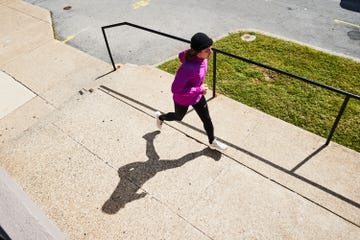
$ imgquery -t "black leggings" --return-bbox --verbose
[159,96,214,143]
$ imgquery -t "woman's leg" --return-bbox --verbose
[159,102,188,122]
[192,96,215,144]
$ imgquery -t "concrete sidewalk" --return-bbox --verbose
[0,1,359,239]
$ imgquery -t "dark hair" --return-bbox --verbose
[184,49,199,62]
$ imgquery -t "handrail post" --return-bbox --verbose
[102,27,116,71]
[326,95,350,145]
[212,50,217,98]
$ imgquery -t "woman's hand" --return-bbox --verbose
[202,84,208,95]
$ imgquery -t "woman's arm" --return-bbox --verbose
[171,65,204,96]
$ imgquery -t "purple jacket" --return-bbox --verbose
[171,50,207,106]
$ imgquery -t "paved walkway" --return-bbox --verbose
[0,1,359,239]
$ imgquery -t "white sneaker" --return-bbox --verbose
[155,111,163,129]
[209,139,227,152]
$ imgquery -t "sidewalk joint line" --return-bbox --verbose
[2,70,39,97]
[51,122,117,171]
[4,4,51,24]
[151,196,215,240]
[1,39,53,68]
[221,152,360,229]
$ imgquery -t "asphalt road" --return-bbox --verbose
[25,0,359,65]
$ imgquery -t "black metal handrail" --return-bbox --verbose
[101,22,360,145]
[102,22,190,70]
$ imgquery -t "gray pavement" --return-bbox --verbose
[1,1,360,239]
[24,0,360,65]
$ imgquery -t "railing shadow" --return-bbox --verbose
[0,226,11,240]
[290,144,328,172]
[102,130,221,214]
[99,85,360,217]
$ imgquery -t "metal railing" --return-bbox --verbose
[101,22,360,146]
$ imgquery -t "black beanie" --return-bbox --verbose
[190,32,213,51]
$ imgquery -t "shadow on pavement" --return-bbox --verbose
[102,130,221,214]
[98,85,360,226]
[348,30,360,40]
[0,226,11,240]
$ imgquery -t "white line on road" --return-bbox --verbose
[334,19,360,28]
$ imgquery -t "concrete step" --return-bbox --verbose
[1,83,359,239]
[97,63,360,226]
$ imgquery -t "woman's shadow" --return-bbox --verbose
[102,130,221,214]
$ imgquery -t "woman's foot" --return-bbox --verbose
[155,111,163,129]
[209,139,227,152]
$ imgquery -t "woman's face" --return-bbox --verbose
[197,46,212,59]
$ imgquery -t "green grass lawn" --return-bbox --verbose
[158,32,360,152]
